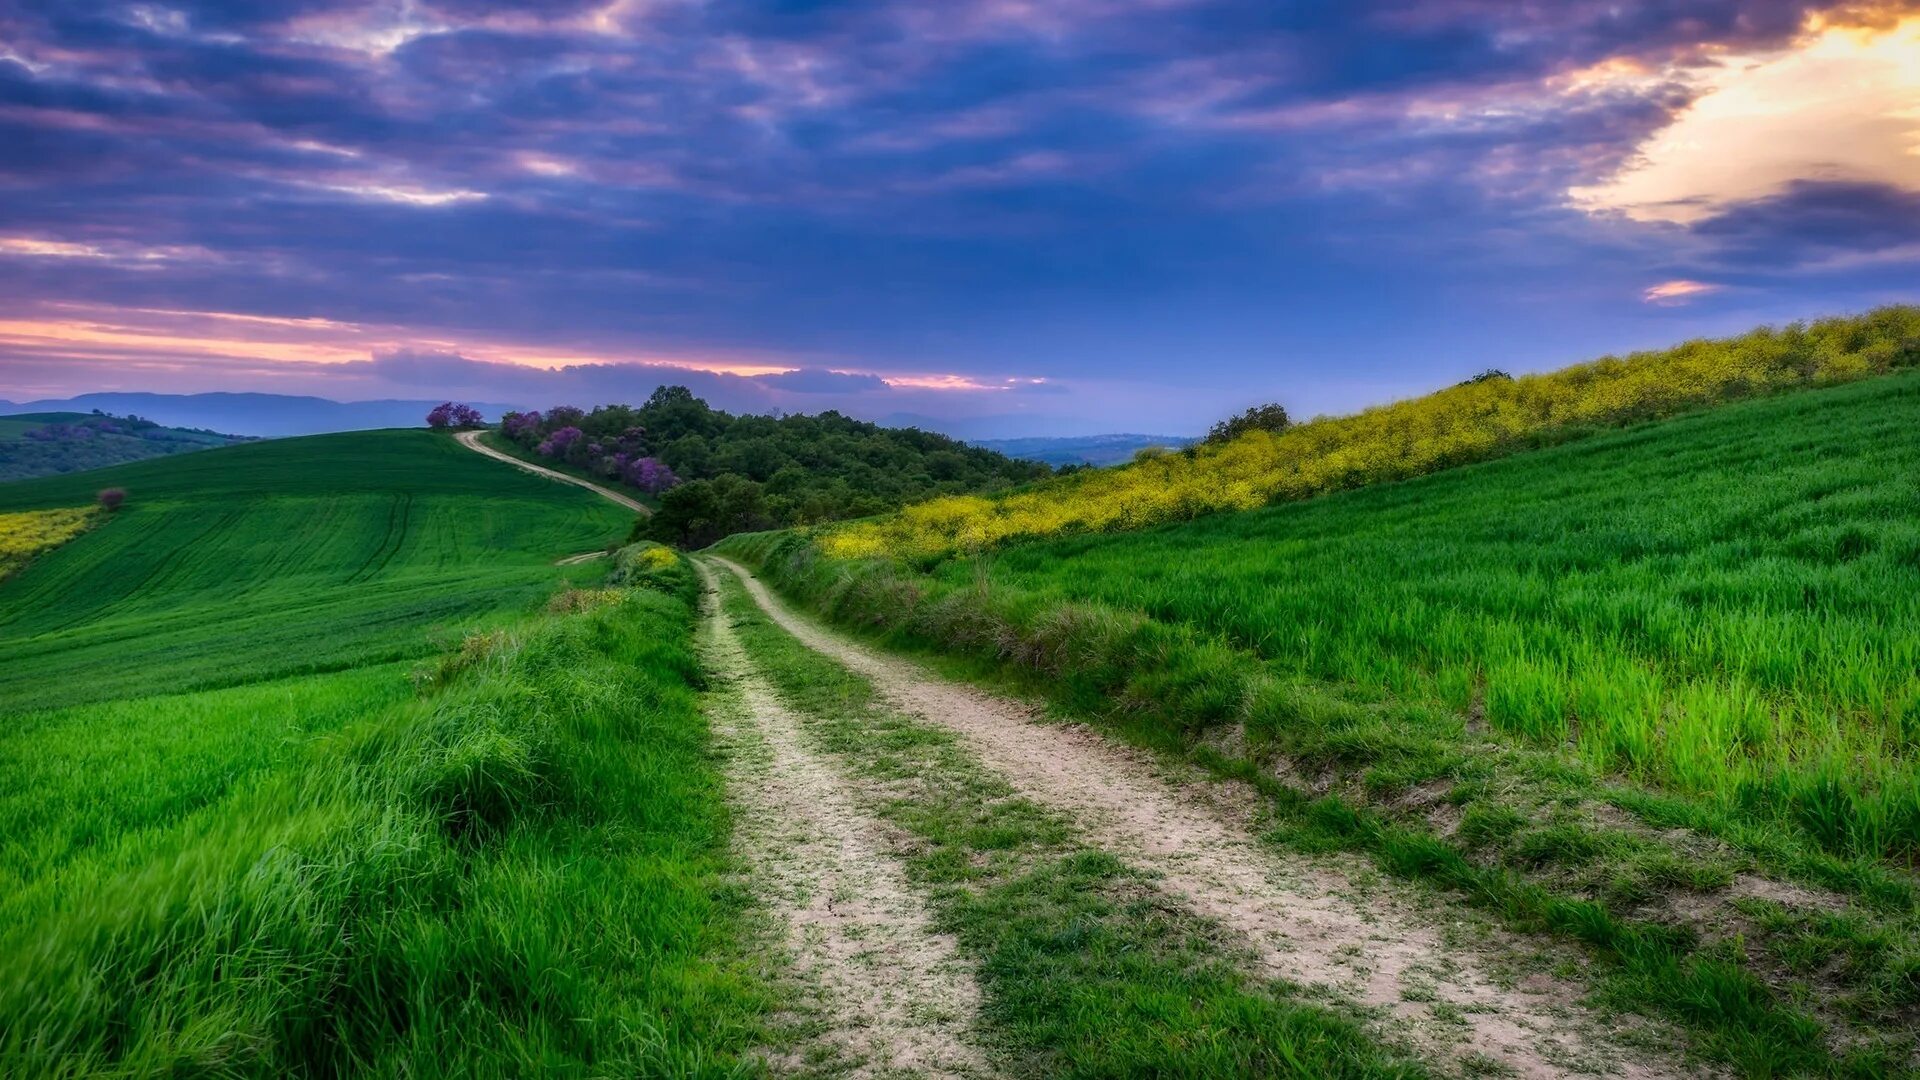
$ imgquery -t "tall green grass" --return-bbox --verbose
[731,372,1920,865]
[0,430,632,711]
[0,569,767,1077]
[719,372,1920,1070]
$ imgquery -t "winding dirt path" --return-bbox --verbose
[695,560,991,1079]
[453,429,651,515]
[709,556,1705,1080]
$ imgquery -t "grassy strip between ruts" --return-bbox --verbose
[711,544,1919,1079]
[710,561,1430,1080]
[0,547,770,1079]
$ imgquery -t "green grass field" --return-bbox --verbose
[0,430,633,711]
[1,577,769,1077]
[0,425,768,1075]
[9,365,1918,1076]
[968,372,1920,858]
[722,371,1920,1072]
[735,372,1920,863]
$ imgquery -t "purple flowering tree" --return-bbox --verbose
[536,425,585,459]
[501,410,543,445]
[624,456,679,495]
[426,402,484,430]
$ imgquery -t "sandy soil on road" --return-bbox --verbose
[710,555,1708,1080]
[696,560,991,1079]
[453,429,651,515]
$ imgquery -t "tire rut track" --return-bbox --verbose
[695,560,991,1079]
[710,556,1707,1080]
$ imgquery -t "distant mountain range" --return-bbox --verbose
[974,433,1194,467]
[0,393,519,438]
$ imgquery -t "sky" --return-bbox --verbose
[1,1,1917,437]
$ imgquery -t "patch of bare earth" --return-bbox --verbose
[696,561,990,1079]
[712,557,1710,1080]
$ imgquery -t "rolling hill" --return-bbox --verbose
[0,429,632,711]
[0,428,776,1077]
[719,350,1920,1075]
[10,323,1920,1077]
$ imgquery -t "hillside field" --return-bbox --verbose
[0,429,632,711]
[722,368,1920,1073]
[0,431,780,1076]
[8,338,1920,1078]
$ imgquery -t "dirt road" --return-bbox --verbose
[708,555,1705,1080]
[694,559,991,1078]
[454,429,651,515]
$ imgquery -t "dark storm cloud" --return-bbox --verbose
[1691,181,1920,266]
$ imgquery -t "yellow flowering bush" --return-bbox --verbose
[0,507,102,581]
[824,306,1920,561]
[637,544,679,571]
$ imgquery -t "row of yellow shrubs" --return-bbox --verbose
[823,306,1920,561]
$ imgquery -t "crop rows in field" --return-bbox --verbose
[0,430,632,711]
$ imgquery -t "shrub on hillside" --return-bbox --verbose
[96,488,126,512]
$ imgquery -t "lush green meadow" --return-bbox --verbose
[962,372,1920,860]
[1,557,770,1077]
[723,370,1920,1071]
[735,369,1920,864]
[0,430,631,711]
[0,422,772,1075]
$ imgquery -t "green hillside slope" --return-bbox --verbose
[731,371,1920,860]
[723,370,1920,1066]
[0,430,632,711]
[2,553,768,1077]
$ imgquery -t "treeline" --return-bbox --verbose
[822,305,1920,561]
[0,412,247,482]
[496,387,1051,546]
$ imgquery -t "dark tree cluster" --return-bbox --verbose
[1204,402,1292,445]
[0,412,246,482]
[498,386,1052,547]
[23,412,162,442]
